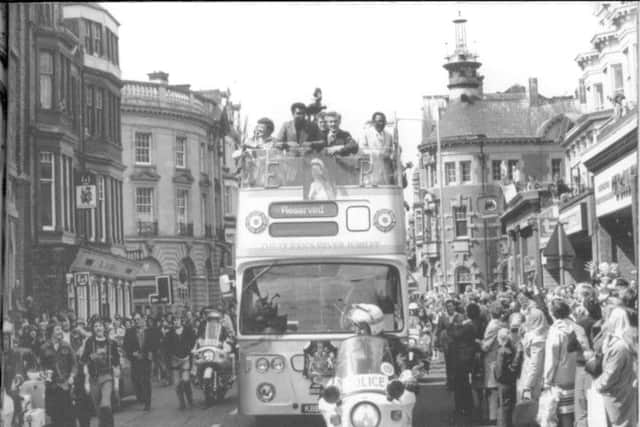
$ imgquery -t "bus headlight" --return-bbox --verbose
[256,383,276,402]
[256,358,270,373]
[270,356,285,372]
[373,209,396,232]
[351,402,380,427]
[246,211,268,233]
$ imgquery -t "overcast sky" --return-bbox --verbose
[105,1,599,198]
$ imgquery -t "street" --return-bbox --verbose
[107,360,474,427]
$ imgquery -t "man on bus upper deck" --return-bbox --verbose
[360,112,395,184]
[275,102,321,149]
[321,111,359,156]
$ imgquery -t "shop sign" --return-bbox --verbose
[76,173,96,209]
[224,229,235,244]
[594,152,636,217]
[538,206,558,248]
[560,203,586,236]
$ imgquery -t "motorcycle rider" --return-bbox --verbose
[166,315,196,410]
[347,304,411,375]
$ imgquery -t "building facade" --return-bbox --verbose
[5,3,138,320]
[570,1,638,281]
[121,72,231,312]
[416,15,579,293]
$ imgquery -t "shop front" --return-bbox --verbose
[68,248,139,321]
[592,150,637,280]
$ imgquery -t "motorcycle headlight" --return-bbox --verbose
[351,402,380,427]
[270,356,285,372]
[256,358,270,373]
[203,350,215,361]
[256,382,276,402]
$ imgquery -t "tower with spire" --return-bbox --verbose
[443,12,484,102]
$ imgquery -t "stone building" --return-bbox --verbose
[5,3,138,320]
[563,1,637,282]
[417,15,579,292]
[121,72,233,312]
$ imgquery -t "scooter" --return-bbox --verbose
[318,335,417,427]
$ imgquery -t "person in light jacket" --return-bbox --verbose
[481,302,507,424]
[518,308,548,402]
[593,306,637,427]
[543,299,579,427]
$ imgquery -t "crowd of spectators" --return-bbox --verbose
[2,301,235,427]
[410,262,638,427]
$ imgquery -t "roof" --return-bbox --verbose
[422,93,579,144]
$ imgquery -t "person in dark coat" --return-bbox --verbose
[123,313,159,411]
[450,303,480,420]
[495,328,520,427]
[275,102,321,147]
[166,316,197,409]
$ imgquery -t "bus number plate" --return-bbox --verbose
[301,404,319,414]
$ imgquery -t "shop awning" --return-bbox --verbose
[542,224,576,259]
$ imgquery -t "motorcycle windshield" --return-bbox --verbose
[202,321,222,345]
[335,335,394,379]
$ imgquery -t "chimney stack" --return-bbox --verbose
[148,71,169,85]
[528,77,539,106]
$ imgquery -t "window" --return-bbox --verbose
[240,263,403,334]
[175,136,186,168]
[611,63,624,97]
[492,160,502,181]
[444,162,456,185]
[84,20,93,55]
[224,186,232,215]
[201,193,209,235]
[39,152,55,230]
[176,189,189,227]
[77,285,87,323]
[93,22,102,56]
[95,89,103,136]
[59,54,67,112]
[89,280,99,318]
[135,133,151,164]
[85,85,94,135]
[578,78,586,104]
[37,4,54,26]
[507,160,519,180]
[135,188,154,221]
[453,206,468,238]
[39,51,53,109]
[199,143,207,174]
[460,161,471,183]
[593,83,604,110]
[551,159,562,181]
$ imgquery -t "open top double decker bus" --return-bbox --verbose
[235,143,407,420]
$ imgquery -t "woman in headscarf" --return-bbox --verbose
[518,308,548,403]
[593,307,637,427]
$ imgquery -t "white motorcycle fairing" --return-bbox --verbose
[319,390,415,427]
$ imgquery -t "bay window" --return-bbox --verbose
[39,152,55,230]
[39,51,53,109]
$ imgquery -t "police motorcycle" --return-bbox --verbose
[318,304,417,427]
[191,310,235,405]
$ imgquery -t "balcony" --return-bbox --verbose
[204,224,213,238]
[126,249,144,261]
[177,222,194,237]
[137,221,158,237]
[122,81,211,118]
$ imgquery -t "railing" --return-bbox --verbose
[137,221,158,237]
[122,81,211,116]
[205,224,213,238]
[177,222,194,237]
[126,249,144,261]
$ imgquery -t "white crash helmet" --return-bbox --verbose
[408,302,419,311]
[348,304,385,335]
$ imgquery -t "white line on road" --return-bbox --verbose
[211,424,220,427]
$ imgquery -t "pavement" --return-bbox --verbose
[106,358,495,427]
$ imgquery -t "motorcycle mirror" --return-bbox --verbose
[322,385,341,404]
[386,379,405,401]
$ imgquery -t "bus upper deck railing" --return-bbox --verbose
[237,143,403,193]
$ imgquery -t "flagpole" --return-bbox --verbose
[434,102,448,293]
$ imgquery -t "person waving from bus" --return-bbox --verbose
[276,102,321,149]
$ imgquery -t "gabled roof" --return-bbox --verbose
[422,93,579,144]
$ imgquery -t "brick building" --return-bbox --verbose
[121,72,234,312]
[416,15,579,292]
[4,3,138,320]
